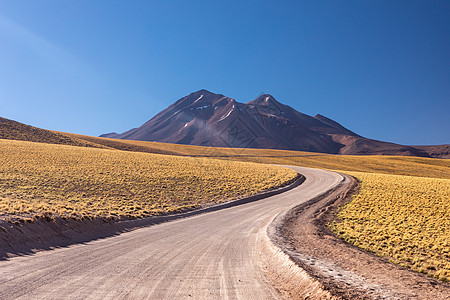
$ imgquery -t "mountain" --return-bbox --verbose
[101,90,448,158]
[101,90,346,153]
[412,145,450,159]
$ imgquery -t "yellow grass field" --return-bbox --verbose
[63,136,450,281]
[231,150,449,281]
[0,139,297,221]
[222,153,450,179]
[1,132,449,281]
[331,172,450,281]
[64,132,450,178]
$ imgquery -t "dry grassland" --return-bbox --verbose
[240,152,449,281]
[331,172,450,281]
[0,139,297,222]
[65,133,450,178]
[1,132,449,281]
[225,153,450,179]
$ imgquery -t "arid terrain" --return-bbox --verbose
[278,172,449,299]
[0,117,449,299]
[0,167,340,299]
[0,139,297,222]
[2,1,448,298]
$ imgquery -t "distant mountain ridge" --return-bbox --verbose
[101,89,449,158]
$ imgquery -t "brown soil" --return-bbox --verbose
[280,174,450,299]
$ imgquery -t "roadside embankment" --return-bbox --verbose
[0,173,304,260]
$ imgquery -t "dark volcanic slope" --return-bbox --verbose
[104,90,446,158]
[105,90,358,153]
[412,145,450,159]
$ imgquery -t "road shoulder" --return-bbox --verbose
[270,172,449,299]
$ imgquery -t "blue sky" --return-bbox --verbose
[1,1,449,145]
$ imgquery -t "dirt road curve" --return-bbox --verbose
[0,167,343,300]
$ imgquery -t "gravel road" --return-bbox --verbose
[0,167,342,300]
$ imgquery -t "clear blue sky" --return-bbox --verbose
[1,1,449,145]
